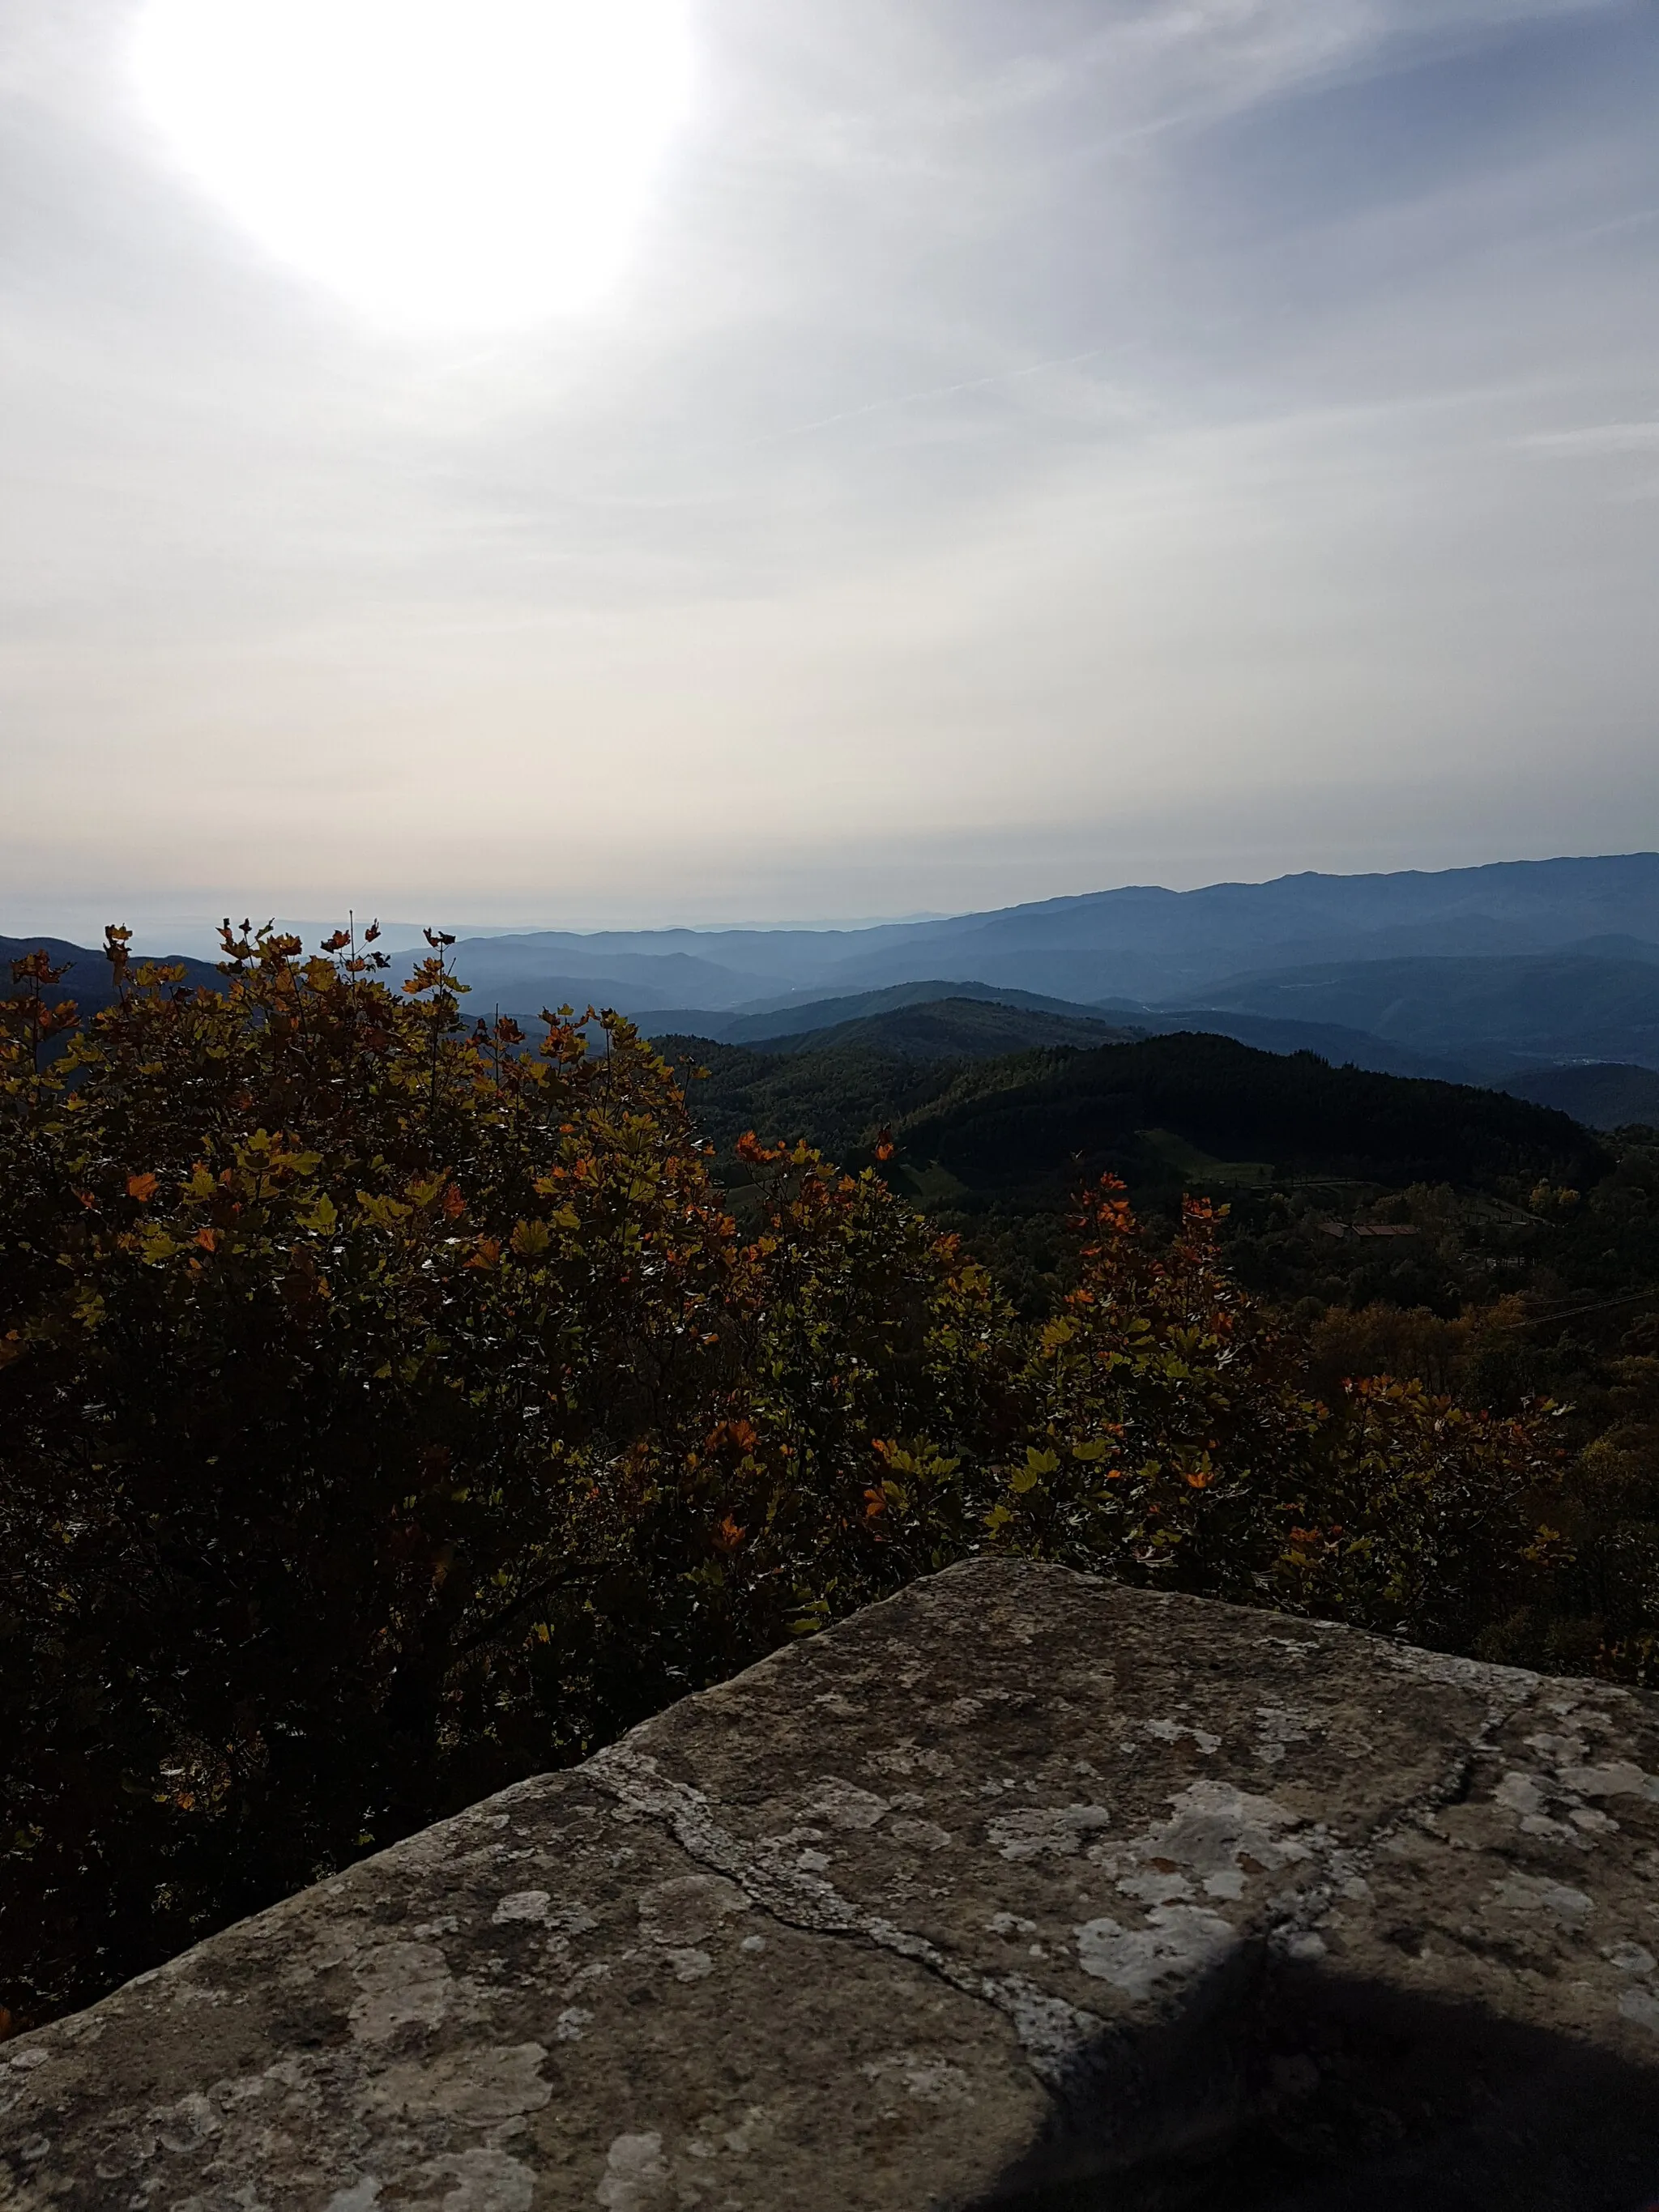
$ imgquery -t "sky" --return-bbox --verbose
[2,0,1658,944]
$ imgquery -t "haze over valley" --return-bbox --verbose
[16,849,1659,1128]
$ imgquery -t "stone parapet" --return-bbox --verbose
[6,1560,1659,2207]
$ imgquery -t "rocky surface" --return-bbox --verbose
[7,1560,1659,2208]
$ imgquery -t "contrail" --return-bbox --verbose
[758,346,1120,445]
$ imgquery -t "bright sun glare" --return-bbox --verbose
[132,0,694,333]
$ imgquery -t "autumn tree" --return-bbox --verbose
[0,928,1566,2033]
[0,926,1008,2027]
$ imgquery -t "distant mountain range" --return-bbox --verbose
[0,935,224,1018]
[1171,951,1659,1069]
[1502,1063,1659,1131]
[437,850,1659,1012]
[741,995,1133,1063]
[648,979,1131,1046]
[11,855,1659,1125]
[428,854,1659,1075]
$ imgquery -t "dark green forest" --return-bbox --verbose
[4,942,1656,2041]
[666,1016,1659,1675]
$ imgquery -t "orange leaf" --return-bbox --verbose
[127,1172,159,1204]
[195,1227,218,1253]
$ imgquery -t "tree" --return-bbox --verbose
[0,931,1567,2033]
[0,926,1014,2027]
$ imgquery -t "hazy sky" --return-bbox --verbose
[3,0,1658,941]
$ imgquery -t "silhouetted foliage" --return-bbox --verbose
[0,932,1594,2034]
[0,927,1013,2027]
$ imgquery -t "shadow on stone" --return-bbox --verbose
[979,1958,1659,2211]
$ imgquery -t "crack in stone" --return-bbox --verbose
[586,1666,1544,2095]
[16,1565,1659,2212]
[1247,1685,1543,1961]
[587,1741,1103,2088]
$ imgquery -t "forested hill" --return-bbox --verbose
[887,1031,1606,1200]
[658,1034,953,1166]
[663,1025,1606,1204]
[1506,1062,1659,1130]
[746,995,1131,1061]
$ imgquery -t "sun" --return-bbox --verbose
[131,0,694,334]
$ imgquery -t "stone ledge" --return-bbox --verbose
[6,1561,1659,2208]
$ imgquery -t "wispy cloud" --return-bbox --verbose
[753,347,1136,445]
[0,0,1656,931]
[1520,421,1659,455]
